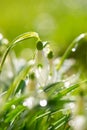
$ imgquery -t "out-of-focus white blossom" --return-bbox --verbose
[1,38,9,45]
[69,115,86,130]
[23,96,37,109]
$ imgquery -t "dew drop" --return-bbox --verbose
[40,99,47,107]
[72,48,76,52]
[71,43,78,53]
[11,104,16,109]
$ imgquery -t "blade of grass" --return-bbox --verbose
[44,81,63,92]
[53,116,67,126]
[4,96,25,110]
[54,121,66,130]
[0,32,40,72]
[5,105,26,123]
[55,80,87,99]
[57,33,87,70]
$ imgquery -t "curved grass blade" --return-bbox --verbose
[0,32,40,72]
[57,33,87,70]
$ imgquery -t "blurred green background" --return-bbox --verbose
[0,0,87,57]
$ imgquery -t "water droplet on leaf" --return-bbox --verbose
[40,99,47,107]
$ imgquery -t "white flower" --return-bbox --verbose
[23,96,37,109]
[69,115,86,130]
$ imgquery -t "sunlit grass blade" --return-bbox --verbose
[5,105,26,124]
[53,116,68,129]
[0,32,40,72]
[44,81,63,92]
[4,96,25,111]
[57,33,87,70]
[54,80,87,99]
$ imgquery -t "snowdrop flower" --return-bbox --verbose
[35,41,49,86]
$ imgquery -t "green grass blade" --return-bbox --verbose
[5,105,26,123]
[57,33,87,70]
[0,32,40,72]
[44,82,63,92]
[55,80,87,99]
